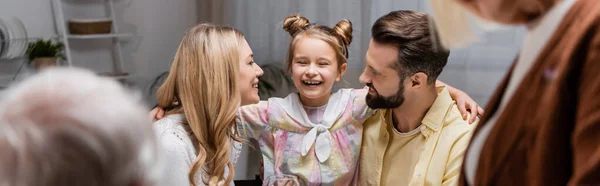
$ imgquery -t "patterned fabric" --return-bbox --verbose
[237,89,373,186]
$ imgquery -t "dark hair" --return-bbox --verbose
[371,10,449,84]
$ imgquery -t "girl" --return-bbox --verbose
[236,14,480,185]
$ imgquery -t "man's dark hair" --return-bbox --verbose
[371,10,449,84]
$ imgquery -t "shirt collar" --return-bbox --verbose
[421,86,454,132]
[381,86,453,137]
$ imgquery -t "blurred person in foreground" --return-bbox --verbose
[428,0,600,185]
[0,67,163,186]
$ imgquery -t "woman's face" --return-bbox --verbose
[238,39,264,106]
[455,0,546,24]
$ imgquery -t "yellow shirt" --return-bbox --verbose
[358,86,476,186]
[381,118,425,185]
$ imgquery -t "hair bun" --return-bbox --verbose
[283,13,310,36]
[333,19,353,45]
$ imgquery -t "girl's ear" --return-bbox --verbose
[336,63,347,82]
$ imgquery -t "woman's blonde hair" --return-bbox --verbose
[156,23,243,186]
[282,13,353,73]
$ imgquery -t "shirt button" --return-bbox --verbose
[420,126,427,131]
[421,147,426,151]
[416,172,422,177]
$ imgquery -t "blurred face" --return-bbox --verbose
[291,36,346,107]
[359,39,408,109]
[454,0,546,24]
[238,39,264,106]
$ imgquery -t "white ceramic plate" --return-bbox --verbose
[10,18,27,59]
[2,18,27,59]
[0,27,4,57]
[0,20,9,58]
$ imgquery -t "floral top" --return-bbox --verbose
[237,89,374,185]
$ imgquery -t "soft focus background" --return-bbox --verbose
[0,0,525,181]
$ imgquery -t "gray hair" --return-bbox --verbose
[0,68,163,186]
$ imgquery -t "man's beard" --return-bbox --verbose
[365,82,405,109]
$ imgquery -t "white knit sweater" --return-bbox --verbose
[154,114,242,186]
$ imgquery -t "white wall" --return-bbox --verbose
[121,0,197,104]
[0,0,197,105]
[122,0,197,78]
[0,0,56,38]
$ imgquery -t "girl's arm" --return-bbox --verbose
[436,80,484,124]
[352,89,377,121]
[237,101,271,139]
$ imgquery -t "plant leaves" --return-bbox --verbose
[26,39,66,62]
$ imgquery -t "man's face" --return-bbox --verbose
[359,39,409,109]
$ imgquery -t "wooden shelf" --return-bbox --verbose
[52,0,130,80]
[98,72,131,80]
[67,33,132,40]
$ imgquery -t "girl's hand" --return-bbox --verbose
[455,92,485,124]
[148,107,165,122]
[441,80,484,124]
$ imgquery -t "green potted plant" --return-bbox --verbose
[26,39,65,70]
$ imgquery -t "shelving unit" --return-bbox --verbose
[67,33,132,39]
[51,0,132,79]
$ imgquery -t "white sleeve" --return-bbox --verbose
[156,128,204,186]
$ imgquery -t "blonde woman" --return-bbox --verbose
[428,0,600,185]
[153,23,263,186]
